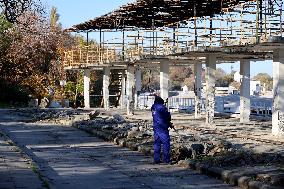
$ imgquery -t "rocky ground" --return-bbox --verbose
[1,108,284,189]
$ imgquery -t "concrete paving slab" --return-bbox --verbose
[0,133,44,189]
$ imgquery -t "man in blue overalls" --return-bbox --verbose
[151,95,172,164]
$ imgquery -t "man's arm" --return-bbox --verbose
[158,105,171,123]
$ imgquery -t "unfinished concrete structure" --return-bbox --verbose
[63,0,284,137]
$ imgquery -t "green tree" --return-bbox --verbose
[64,72,84,102]
[0,3,68,106]
[50,6,60,29]
[215,68,234,87]
[0,14,12,66]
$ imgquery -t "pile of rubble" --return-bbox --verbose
[12,109,81,123]
[72,112,284,187]
[73,112,235,162]
[179,150,284,187]
[192,150,284,167]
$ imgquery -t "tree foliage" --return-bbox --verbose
[230,81,241,91]
[141,67,194,91]
[142,69,160,91]
[0,1,98,107]
[0,15,12,68]
[6,11,62,98]
[170,67,193,90]
[50,6,59,29]
[183,75,195,90]
[253,73,273,90]
[215,68,234,87]
[0,1,76,105]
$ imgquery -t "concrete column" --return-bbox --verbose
[103,67,110,110]
[127,65,135,115]
[272,49,284,137]
[160,61,169,101]
[84,69,91,108]
[135,66,142,109]
[240,59,251,123]
[120,70,126,107]
[194,63,202,118]
[205,54,216,124]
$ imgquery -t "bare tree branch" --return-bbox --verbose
[0,0,32,23]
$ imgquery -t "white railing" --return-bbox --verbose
[250,101,272,117]
[138,95,155,109]
[137,95,272,117]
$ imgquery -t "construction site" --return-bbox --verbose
[63,0,283,134]
[1,0,284,189]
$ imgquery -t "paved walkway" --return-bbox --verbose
[0,110,239,189]
[0,133,44,189]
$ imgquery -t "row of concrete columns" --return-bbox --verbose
[82,49,284,137]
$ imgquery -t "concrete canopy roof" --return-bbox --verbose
[67,0,251,32]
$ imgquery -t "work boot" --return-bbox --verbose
[152,160,161,164]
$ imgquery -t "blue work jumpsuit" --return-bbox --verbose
[151,97,171,163]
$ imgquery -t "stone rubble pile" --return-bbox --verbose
[73,115,237,163]
[180,150,284,187]
[13,109,81,123]
[189,150,284,167]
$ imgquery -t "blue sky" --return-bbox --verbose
[46,0,135,29]
[46,0,273,77]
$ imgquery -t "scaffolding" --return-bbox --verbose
[63,0,283,68]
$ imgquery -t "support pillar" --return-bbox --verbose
[272,49,284,137]
[84,69,90,108]
[127,65,135,115]
[205,54,216,124]
[120,70,126,107]
[240,59,251,123]
[160,61,169,101]
[135,66,142,109]
[103,67,110,110]
[194,63,202,118]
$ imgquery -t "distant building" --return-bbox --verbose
[250,80,262,96]
[182,85,189,93]
[228,86,239,95]
[234,71,242,82]
[233,71,262,96]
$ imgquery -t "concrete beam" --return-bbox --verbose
[127,65,135,115]
[103,67,110,110]
[272,49,284,137]
[240,59,251,123]
[83,69,91,109]
[194,63,202,118]
[135,66,142,109]
[205,55,216,124]
[160,61,170,101]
